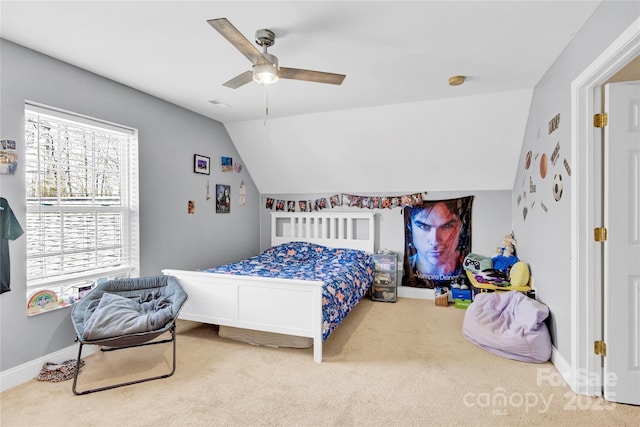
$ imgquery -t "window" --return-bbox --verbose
[24,103,139,315]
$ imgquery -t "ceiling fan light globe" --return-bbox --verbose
[253,63,279,85]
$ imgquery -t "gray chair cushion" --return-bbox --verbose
[71,275,187,346]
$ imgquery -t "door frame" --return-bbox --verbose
[570,17,640,396]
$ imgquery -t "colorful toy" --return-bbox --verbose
[492,233,519,273]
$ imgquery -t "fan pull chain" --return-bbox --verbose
[263,84,269,126]
[262,84,270,144]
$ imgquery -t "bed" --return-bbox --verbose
[162,212,376,363]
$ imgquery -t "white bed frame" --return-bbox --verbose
[162,212,375,363]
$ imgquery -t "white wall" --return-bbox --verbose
[512,1,640,360]
[0,40,260,372]
[225,89,533,194]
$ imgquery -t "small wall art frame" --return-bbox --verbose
[0,139,18,174]
[220,156,233,172]
[194,154,210,175]
[216,184,230,213]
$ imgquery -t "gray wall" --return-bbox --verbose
[512,1,640,359]
[0,40,260,371]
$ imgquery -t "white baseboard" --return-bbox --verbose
[0,344,94,393]
[550,345,572,387]
[550,345,602,397]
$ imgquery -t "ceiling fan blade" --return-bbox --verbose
[223,70,254,89]
[278,67,346,85]
[208,18,267,65]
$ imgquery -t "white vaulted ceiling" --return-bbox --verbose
[0,1,602,193]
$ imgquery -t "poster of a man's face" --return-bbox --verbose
[402,196,474,289]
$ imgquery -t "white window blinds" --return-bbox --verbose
[24,103,139,312]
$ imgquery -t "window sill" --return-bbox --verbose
[26,299,73,316]
[26,266,133,316]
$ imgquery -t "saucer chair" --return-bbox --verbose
[70,275,187,395]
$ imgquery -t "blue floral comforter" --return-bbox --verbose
[203,241,374,341]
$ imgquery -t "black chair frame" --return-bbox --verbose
[72,323,177,395]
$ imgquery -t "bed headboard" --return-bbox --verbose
[271,212,375,253]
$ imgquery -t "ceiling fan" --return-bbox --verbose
[208,18,346,89]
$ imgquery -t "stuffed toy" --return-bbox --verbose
[492,233,519,273]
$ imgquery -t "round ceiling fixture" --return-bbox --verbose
[448,75,466,86]
[253,53,279,85]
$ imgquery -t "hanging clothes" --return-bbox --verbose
[1,197,24,294]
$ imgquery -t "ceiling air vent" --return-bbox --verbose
[208,99,230,108]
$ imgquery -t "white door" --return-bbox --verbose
[604,80,640,405]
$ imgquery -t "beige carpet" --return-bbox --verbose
[1,297,638,426]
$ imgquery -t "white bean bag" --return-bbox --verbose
[462,291,552,363]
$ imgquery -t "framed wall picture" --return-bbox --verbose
[216,184,230,213]
[220,156,233,172]
[0,139,18,174]
[194,154,210,175]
